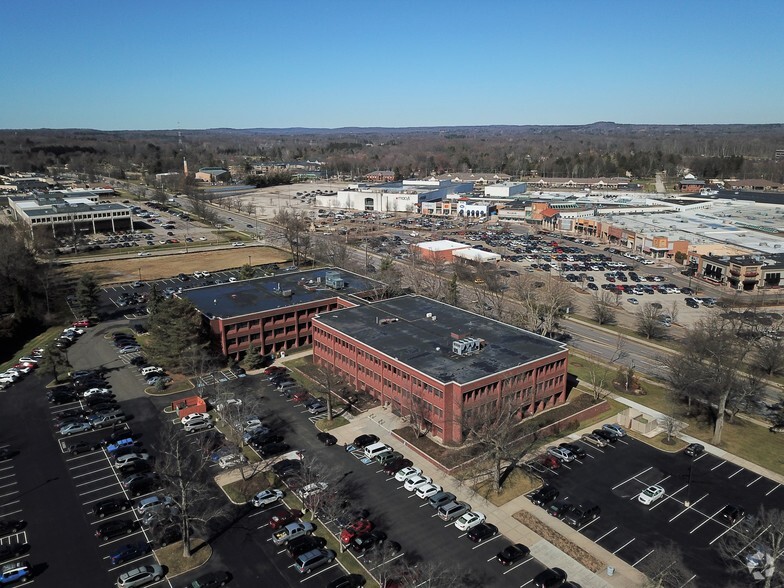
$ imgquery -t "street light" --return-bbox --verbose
[684,463,693,507]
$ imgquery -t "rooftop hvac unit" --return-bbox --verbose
[452,337,484,356]
[325,270,345,289]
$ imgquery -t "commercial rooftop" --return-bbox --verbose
[315,295,567,385]
[181,267,384,320]
[416,240,470,252]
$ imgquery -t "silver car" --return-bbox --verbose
[547,446,575,462]
[116,564,164,587]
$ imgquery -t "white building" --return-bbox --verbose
[484,182,528,198]
[9,193,133,236]
[316,179,473,213]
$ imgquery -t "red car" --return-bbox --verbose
[72,319,91,327]
[541,454,561,469]
[264,366,286,375]
[340,518,373,545]
[268,508,304,530]
[292,391,310,403]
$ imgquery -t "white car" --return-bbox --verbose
[394,467,422,482]
[198,236,207,241]
[403,475,432,491]
[228,277,237,282]
[415,483,442,499]
[114,453,151,469]
[454,511,486,531]
[202,271,211,277]
[18,356,39,364]
[299,482,328,500]
[243,417,263,431]
[181,412,211,425]
[193,271,203,278]
[218,454,247,469]
[82,387,112,397]
[216,398,243,411]
[638,485,665,505]
[251,489,284,507]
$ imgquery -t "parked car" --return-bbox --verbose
[327,574,367,588]
[592,429,617,443]
[272,522,316,546]
[316,432,337,446]
[533,567,568,588]
[0,561,32,584]
[59,421,93,436]
[403,475,432,491]
[581,433,608,448]
[562,502,601,528]
[558,442,586,459]
[150,524,182,547]
[181,413,211,426]
[602,423,627,438]
[383,458,413,475]
[0,520,25,536]
[467,522,498,542]
[110,542,152,565]
[455,511,486,531]
[437,501,471,521]
[428,491,456,509]
[294,548,336,574]
[351,434,379,448]
[218,454,247,469]
[116,564,164,588]
[684,443,705,457]
[546,500,574,519]
[547,446,575,463]
[394,467,422,482]
[251,489,284,507]
[497,543,530,566]
[184,571,231,588]
[350,530,389,554]
[94,497,132,518]
[720,504,746,524]
[96,518,139,541]
[268,508,304,530]
[530,485,559,506]
[415,483,442,499]
[259,442,290,458]
[638,485,666,505]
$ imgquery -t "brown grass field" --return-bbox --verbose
[60,246,290,285]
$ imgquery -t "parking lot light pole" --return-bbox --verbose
[684,463,693,507]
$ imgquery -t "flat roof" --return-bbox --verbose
[416,240,470,252]
[181,267,383,320]
[315,295,567,385]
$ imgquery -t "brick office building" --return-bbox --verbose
[181,268,384,360]
[312,295,569,443]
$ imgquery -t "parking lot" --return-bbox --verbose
[531,434,781,587]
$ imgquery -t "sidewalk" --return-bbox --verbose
[329,406,644,588]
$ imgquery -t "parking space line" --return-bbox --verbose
[746,475,762,488]
[0,473,15,481]
[709,519,742,545]
[632,549,655,567]
[766,483,781,496]
[0,481,18,491]
[366,551,405,572]
[727,467,744,479]
[70,458,111,471]
[99,529,146,547]
[83,490,125,505]
[612,537,635,554]
[299,562,340,582]
[690,506,724,534]
[502,556,534,574]
[595,526,617,542]
[669,493,708,522]
[0,500,20,509]
[0,508,22,518]
[76,472,118,486]
[710,460,726,471]
[612,467,652,490]
[79,482,122,496]
[0,491,19,500]
[472,534,502,549]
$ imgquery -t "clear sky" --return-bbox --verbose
[2,0,782,130]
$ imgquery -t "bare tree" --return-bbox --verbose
[312,233,351,269]
[152,424,232,557]
[583,335,627,402]
[462,396,539,493]
[717,506,784,588]
[640,542,693,588]
[636,302,667,340]
[272,208,308,263]
[510,274,573,336]
[753,333,784,376]
[589,290,617,325]
[406,395,432,438]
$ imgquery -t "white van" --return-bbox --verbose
[364,442,391,460]
[141,366,163,376]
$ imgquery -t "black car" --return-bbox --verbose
[0,447,19,461]
[591,429,617,443]
[558,442,586,459]
[286,534,328,558]
[529,485,559,506]
[125,474,160,496]
[67,441,99,455]
[186,570,231,588]
[720,504,746,524]
[49,391,77,404]
[0,520,25,535]
[0,542,29,560]
[497,543,530,566]
[533,567,567,588]
[96,518,139,541]
[546,500,574,519]
[467,523,498,543]
[130,356,148,366]
[103,429,136,446]
[563,502,600,528]
[93,497,132,518]
[350,530,387,553]
[326,574,367,588]
[271,459,301,475]
[316,432,337,446]
[259,442,290,458]
[151,523,182,547]
[117,460,153,476]
[383,458,413,475]
[249,433,284,448]
[684,443,705,457]
[352,434,379,449]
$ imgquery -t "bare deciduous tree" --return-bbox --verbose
[753,333,784,376]
[717,507,784,588]
[640,542,693,588]
[583,335,627,402]
[589,290,618,325]
[272,208,308,263]
[636,302,667,340]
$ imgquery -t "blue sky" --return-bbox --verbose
[2,0,782,130]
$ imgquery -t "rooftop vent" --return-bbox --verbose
[325,270,346,290]
[452,337,485,356]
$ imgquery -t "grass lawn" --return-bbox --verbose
[316,416,349,431]
[221,471,277,504]
[155,538,211,577]
[473,467,540,507]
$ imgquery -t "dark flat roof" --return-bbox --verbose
[181,268,383,320]
[315,295,567,385]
